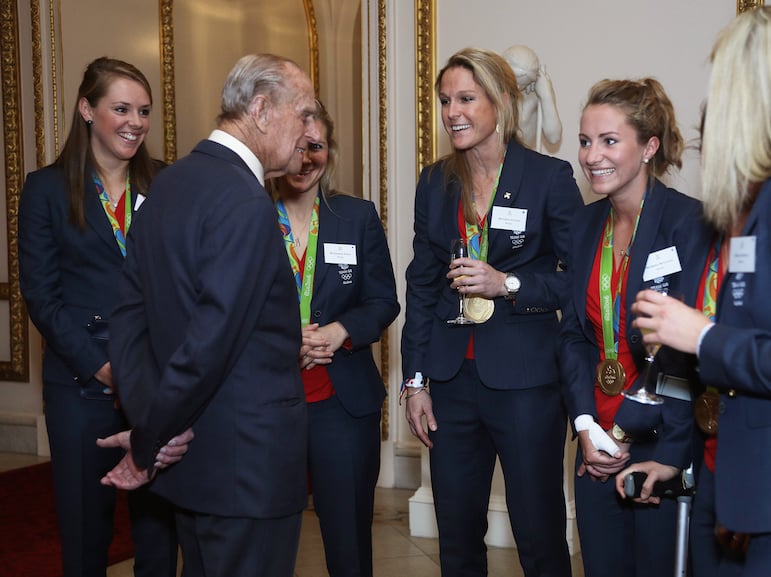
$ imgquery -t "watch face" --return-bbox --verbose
[505,275,521,292]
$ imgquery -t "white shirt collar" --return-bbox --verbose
[207,129,265,185]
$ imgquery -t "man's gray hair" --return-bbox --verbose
[218,53,295,123]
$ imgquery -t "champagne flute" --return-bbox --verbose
[623,287,681,405]
[447,239,475,325]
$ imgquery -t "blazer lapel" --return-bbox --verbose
[576,200,610,340]
[487,143,526,255]
[83,181,124,257]
[625,180,667,312]
[314,196,336,292]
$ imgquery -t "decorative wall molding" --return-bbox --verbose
[376,0,389,440]
[159,0,176,164]
[415,0,435,175]
[303,0,319,96]
[0,0,29,381]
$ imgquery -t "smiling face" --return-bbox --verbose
[438,65,499,155]
[282,119,328,196]
[81,76,151,167]
[578,103,657,200]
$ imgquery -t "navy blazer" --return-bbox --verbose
[402,141,583,389]
[703,180,771,533]
[111,139,307,519]
[310,193,399,417]
[559,180,705,468]
[19,165,140,386]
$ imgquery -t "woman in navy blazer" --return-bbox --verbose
[630,9,771,577]
[559,79,704,577]
[18,57,176,577]
[269,101,399,577]
[402,47,583,577]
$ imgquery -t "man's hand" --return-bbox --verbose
[97,427,195,489]
[99,451,151,490]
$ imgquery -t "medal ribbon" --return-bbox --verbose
[277,194,320,326]
[94,172,132,257]
[700,235,724,398]
[458,161,504,262]
[598,196,645,360]
[701,235,723,322]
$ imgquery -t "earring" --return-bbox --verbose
[86,119,93,126]
[495,123,500,134]
[642,157,649,164]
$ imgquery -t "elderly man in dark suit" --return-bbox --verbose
[99,53,319,577]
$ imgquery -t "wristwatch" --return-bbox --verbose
[611,423,634,444]
[503,273,521,301]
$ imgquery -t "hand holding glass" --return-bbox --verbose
[623,288,681,405]
[447,239,475,325]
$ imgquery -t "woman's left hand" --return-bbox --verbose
[300,322,347,369]
[448,257,507,299]
[614,460,680,504]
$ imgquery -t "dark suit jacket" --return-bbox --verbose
[401,141,582,389]
[19,165,138,386]
[559,180,705,468]
[312,193,399,417]
[703,180,771,532]
[111,139,307,519]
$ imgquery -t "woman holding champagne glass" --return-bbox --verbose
[558,78,707,577]
[402,47,582,576]
[628,9,771,576]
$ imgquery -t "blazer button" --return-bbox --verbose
[727,389,736,398]
[630,335,640,344]
[313,310,322,318]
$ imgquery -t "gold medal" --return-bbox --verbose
[695,390,720,435]
[464,296,494,323]
[596,359,626,396]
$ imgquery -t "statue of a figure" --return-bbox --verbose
[502,45,562,151]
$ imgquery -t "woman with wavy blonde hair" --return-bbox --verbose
[631,8,771,576]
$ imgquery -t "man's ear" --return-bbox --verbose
[249,95,269,133]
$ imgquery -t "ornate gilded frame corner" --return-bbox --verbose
[738,0,766,14]
[0,0,30,381]
[415,0,435,176]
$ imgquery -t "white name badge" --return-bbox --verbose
[324,243,357,265]
[134,194,146,211]
[728,235,756,273]
[655,374,692,402]
[490,206,527,232]
[643,246,682,281]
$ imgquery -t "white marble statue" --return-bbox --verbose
[502,45,562,151]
